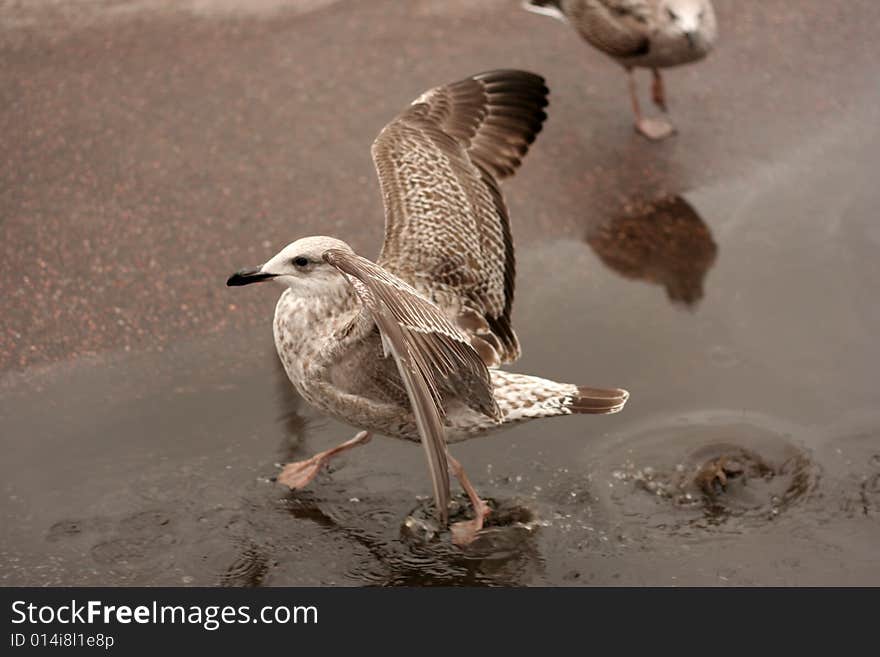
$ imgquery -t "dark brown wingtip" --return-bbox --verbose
[466,69,550,182]
[571,386,630,414]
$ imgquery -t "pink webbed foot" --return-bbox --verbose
[635,117,676,141]
[450,498,492,546]
[277,456,325,490]
[276,430,372,490]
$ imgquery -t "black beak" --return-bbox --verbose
[226,267,277,286]
[685,31,697,49]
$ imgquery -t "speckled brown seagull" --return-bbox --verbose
[524,0,717,139]
[227,70,629,545]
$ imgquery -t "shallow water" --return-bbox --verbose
[3,118,879,585]
[2,0,880,586]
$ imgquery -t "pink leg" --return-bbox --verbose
[628,69,676,140]
[447,453,491,546]
[277,431,371,490]
[651,68,668,112]
[628,68,643,124]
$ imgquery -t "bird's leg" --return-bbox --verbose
[651,68,668,112]
[628,68,676,141]
[447,453,491,546]
[628,67,643,124]
[277,431,372,490]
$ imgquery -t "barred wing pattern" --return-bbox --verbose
[560,0,652,57]
[372,70,549,367]
[324,249,501,525]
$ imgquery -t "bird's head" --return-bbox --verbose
[662,0,716,50]
[227,235,353,296]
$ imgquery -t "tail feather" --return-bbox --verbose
[447,371,630,440]
[571,386,630,415]
[488,371,629,423]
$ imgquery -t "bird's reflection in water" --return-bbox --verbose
[587,195,718,307]
[273,356,310,461]
[285,493,544,587]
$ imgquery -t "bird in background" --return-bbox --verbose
[524,0,717,139]
[227,70,629,545]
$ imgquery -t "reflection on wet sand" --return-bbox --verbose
[586,195,718,307]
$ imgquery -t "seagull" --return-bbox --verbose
[227,70,629,545]
[524,0,717,139]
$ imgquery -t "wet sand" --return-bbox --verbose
[2,0,879,585]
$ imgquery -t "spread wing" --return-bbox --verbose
[560,0,653,58]
[371,70,549,367]
[323,248,501,525]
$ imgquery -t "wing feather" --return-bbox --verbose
[371,70,549,366]
[556,0,653,58]
[324,249,502,525]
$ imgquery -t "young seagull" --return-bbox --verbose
[524,0,717,139]
[227,70,629,545]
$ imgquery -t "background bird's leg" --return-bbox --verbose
[651,68,668,111]
[627,68,643,124]
[277,430,372,489]
[628,68,676,140]
[447,452,491,546]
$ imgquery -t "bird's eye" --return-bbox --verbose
[667,8,678,20]
[292,256,309,267]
